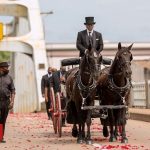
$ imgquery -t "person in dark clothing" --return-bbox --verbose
[76,16,103,57]
[51,66,66,93]
[0,61,15,143]
[41,67,52,120]
[50,66,67,126]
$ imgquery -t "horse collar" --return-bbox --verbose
[108,75,131,95]
[76,74,96,92]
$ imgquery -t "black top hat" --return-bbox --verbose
[0,61,10,67]
[84,17,96,25]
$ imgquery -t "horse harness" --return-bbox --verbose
[76,73,96,109]
[107,75,131,105]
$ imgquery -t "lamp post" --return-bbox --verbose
[40,11,53,16]
[40,10,54,39]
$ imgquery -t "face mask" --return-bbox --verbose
[3,69,9,74]
[61,71,66,75]
[0,68,9,75]
[48,71,52,75]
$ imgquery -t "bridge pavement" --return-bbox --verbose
[0,112,150,150]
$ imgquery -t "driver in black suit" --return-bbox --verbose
[76,16,103,57]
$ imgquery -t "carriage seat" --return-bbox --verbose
[102,57,113,65]
[61,58,80,66]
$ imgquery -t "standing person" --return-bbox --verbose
[50,66,66,126]
[41,67,52,120]
[51,66,66,94]
[0,61,15,143]
[76,16,103,57]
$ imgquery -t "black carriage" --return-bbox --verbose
[50,56,113,137]
[50,43,133,144]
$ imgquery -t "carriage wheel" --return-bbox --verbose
[50,87,57,134]
[56,92,62,137]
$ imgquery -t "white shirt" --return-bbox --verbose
[48,73,52,78]
[87,30,93,36]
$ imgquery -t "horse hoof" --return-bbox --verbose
[121,138,128,143]
[86,139,92,145]
[103,126,109,137]
[114,136,118,140]
[72,128,78,137]
[77,139,84,144]
[109,137,116,142]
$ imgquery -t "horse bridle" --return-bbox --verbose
[116,50,132,73]
[117,60,131,73]
[85,53,96,74]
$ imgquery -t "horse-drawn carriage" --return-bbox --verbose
[49,42,133,144]
[49,58,80,137]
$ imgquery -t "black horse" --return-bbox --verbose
[66,48,101,144]
[97,42,133,143]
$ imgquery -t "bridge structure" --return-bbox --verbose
[0,0,48,112]
[46,42,150,69]
[0,0,150,113]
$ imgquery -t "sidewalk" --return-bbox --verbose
[129,108,150,122]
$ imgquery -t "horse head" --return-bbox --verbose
[77,47,100,100]
[80,47,101,80]
[110,42,133,78]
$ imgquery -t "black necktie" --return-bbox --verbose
[89,32,92,47]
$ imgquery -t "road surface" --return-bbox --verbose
[0,113,150,150]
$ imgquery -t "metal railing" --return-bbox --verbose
[132,80,150,108]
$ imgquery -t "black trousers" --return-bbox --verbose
[0,104,9,136]
[61,97,66,124]
[45,99,51,118]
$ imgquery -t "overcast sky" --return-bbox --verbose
[40,0,150,43]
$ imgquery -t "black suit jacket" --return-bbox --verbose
[41,74,50,95]
[76,30,103,57]
[51,70,66,93]
[51,71,61,93]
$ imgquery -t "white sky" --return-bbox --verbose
[39,0,150,43]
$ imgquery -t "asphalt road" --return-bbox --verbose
[0,113,150,150]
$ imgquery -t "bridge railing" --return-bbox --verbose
[131,80,150,108]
